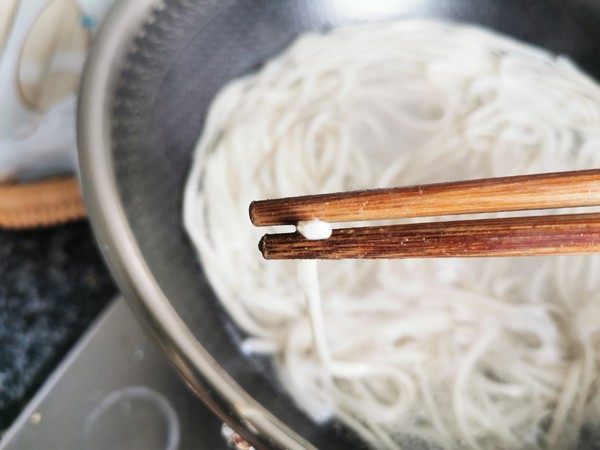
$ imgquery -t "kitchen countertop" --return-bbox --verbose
[0,220,116,431]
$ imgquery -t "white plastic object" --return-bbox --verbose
[0,0,114,181]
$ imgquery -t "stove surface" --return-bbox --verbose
[0,298,228,450]
[0,222,116,429]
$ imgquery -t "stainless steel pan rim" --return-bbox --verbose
[76,1,310,449]
[77,1,600,449]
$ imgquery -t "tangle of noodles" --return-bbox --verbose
[184,20,600,450]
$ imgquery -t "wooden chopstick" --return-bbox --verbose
[259,212,600,260]
[250,169,600,226]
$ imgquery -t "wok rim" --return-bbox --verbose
[76,1,312,449]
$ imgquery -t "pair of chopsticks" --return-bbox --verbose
[249,169,600,260]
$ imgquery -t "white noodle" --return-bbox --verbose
[183,20,600,450]
[297,220,333,240]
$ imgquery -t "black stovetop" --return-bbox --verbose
[0,221,116,430]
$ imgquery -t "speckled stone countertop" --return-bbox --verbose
[0,221,116,431]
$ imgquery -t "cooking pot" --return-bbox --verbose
[77,0,600,448]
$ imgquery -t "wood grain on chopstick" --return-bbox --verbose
[259,213,600,259]
[250,169,600,226]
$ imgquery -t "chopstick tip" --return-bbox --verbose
[258,233,269,259]
[249,201,258,226]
